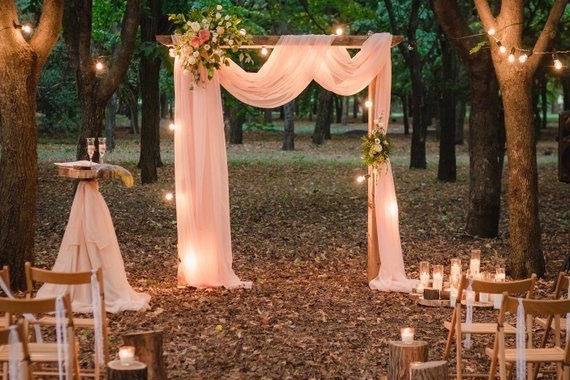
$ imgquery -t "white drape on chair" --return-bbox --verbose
[174,33,415,292]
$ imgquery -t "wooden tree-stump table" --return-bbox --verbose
[388,340,428,380]
[107,360,147,380]
[410,360,448,380]
[122,330,166,380]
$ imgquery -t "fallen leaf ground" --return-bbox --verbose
[35,124,569,379]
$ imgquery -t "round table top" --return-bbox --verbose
[107,360,147,371]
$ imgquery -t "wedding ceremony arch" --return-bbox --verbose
[158,33,417,293]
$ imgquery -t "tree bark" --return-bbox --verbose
[437,32,457,182]
[122,331,166,380]
[402,94,410,135]
[160,92,169,119]
[228,102,245,144]
[334,95,342,124]
[138,0,162,184]
[312,89,334,145]
[281,101,295,150]
[341,96,348,126]
[455,97,465,144]
[105,93,118,152]
[127,86,140,134]
[0,0,63,289]
[563,75,570,110]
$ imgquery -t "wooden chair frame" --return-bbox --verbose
[0,267,9,330]
[488,295,570,380]
[24,263,109,379]
[444,273,537,380]
[0,295,80,379]
[0,322,32,380]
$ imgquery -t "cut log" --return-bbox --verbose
[388,340,428,380]
[122,331,167,380]
[410,360,448,380]
[107,360,147,380]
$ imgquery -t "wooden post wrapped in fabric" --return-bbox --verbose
[107,360,147,380]
[410,361,448,380]
[388,340,428,380]
[122,331,167,380]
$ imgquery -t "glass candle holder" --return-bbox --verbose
[400,327,415,344]
[118,346,135,366]
[470,249,481,278]
[419,261,430,286]
[479,272,490,302]
[432,264,444,291]
[98,137,107,164]
[86,138,96,163]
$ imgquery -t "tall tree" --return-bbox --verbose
[312,88,334,145]
[473,0,567,277]
[433,0,505,238]
[63,0,140,160]
[0,0,63,287]
[138,0,163,184]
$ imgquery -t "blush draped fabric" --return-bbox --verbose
[174,33,415,292]
[37,181,151,312]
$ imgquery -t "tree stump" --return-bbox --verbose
[410,360,448,380]
[107,360,147,380]
[388,341,428,380]
[122,330,166,380]
[423,288,440,300]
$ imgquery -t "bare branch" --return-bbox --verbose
[29,0,64,68]
[530,0,568,70]
[473,0,496,31]
[97,0,140,102]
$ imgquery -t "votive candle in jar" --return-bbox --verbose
[118,346,135,366]
[400,327,415,344]
[479,272,490,302]
[493,267,506,309]
[470,249,481,278]
[432,265,444,291]
[419,261,430,286]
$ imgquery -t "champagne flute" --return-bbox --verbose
[98,137,107,164]
[86,138,95,163]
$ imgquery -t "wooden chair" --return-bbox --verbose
[538,272,570,345]
[25,263,109,379]
[443,273,537,379]
[0,295,80,379]
[0,322,32,380]
[486,295,570,380]
[0,267,9,330]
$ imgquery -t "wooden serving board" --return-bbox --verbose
[57,165,98,179]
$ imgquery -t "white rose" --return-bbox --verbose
[203,44,210,50]
[190,21,201,32]
[226,22,231,27]
[239,28,246,36]
[227,39,234,46]
[225,15,230,20]
[188,57,196,65]
[168,48,176,57]
[216,13,221,19]
[193,51,199,57]
[216,4,222,10]
[212,36,217,43]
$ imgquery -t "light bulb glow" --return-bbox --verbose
[518,54,528,63]
[364,100,373,109]
[356,175,366,184]
[335,27,344,36]
[498,45,507,54]
[168,122,176,131]
[508,53,515,63]
[95,61,105,71]
[165,192,174,201]
[261,47,268,56]
[21,24,32,34]
[487,28,496,36]
[554,58,563,70]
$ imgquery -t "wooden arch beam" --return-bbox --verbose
[156,34,404,49]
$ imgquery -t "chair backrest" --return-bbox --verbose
[552,272,570,299]
[456,273,536,301]
[0,294,74,319]
[25,262,98,289]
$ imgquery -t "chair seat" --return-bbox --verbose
[535,317,567,330]
[486,347,566,362]
[0,343,59,362]
[38,316,95,328]
[444,321,516,334]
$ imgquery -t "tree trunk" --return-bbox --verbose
[127,86,139,134]
[105,93,118,152]
[334,95,342,123]
[563,75,570,110]
[263,109,272,124]
[402,94,410,135]
[341,96,348,126]
[0,51,38,289]
[122,331,166,380]
[77,96,106,160]
[228,103,245,144]
[501,77,544,277]
[465,61,504,238]
[455,98,465,144]
[352,96,358,118]
[160,92,169,119]
[437,34,456,182]
[138,0,162,184]
[410,63,427,168]
[281,101,295,150]
[312,89,333,145]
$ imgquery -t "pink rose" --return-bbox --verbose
[190,36,203,48]
[198,29,211,43]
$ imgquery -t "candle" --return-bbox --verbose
[470,250,481,278]
[118,346,135,366]
[450,288,458,306]
[494,267,506,309]
[432,265,444,291]
[400,327,415,343]
[419,261,430,286]
[479,272,490,303]
[416,282,424,294]
[450,258,461,280]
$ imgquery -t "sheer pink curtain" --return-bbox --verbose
[174,33,415,291]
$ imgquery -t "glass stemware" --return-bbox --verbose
[98,137,107,164]
[86,138,95,163]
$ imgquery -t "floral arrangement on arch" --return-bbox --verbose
[169,5,253,84]
[361,116,391,168]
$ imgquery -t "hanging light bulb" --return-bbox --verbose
[335,26,344,36]
[497,41,507,54]
[95,61,105,72]
[518,53,528,63]
[553,54,563,70]
[260,46,268,56]
[487,28,496,36]
[165,192,174,201]
[168,122,176,131]
[508,48,515,63]
[21,24,33,35]
[356,175,367,184]
[364,100,373,109]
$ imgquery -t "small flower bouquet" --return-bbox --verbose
[361,118,391,168]
[169,5,253,84]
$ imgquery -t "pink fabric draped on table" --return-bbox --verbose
[37,181,150,312]
[174,33,416,292]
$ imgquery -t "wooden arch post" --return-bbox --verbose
[156,33,402,283]
[367,79,380,282]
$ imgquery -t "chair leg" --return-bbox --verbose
[489,333,499,380]
[456,317,463,380]
[498,331,507,380]
[445,309,457,360]
[2,362,7,380]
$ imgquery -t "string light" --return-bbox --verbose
[21,24,32,34]
[260,46,268,56]
[165,192,174,201]
[335,26,344,36]
[364,100,373,109]
[518,53,528,63]
[168,122,176,131]
[553,54,563,70]
[356,175,367,184]
[508,48,516,63]
[487,28,496,36]
[497,41,507,54]
[95,61,105,72]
